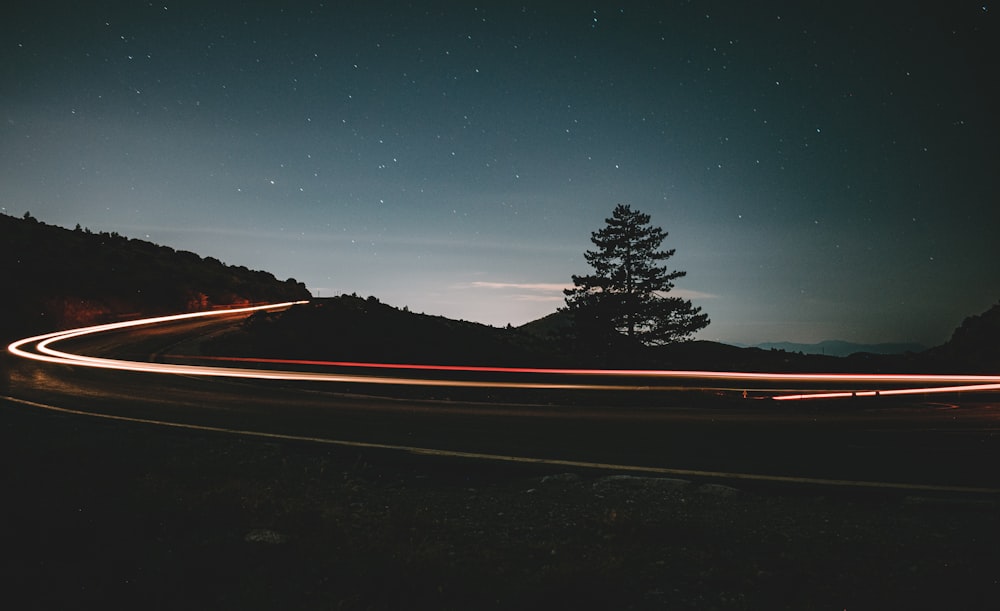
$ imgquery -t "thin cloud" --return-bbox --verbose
[512,294,567,302]
[668,289,718,300]
[465,281,572,292]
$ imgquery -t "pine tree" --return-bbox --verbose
[564,204,709,350]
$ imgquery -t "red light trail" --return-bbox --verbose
[8,301,1000,399]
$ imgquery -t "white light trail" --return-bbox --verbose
[8,302,1000,398]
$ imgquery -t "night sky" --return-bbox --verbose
[3,2,997,346]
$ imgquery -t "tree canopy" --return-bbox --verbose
[564,204,709,352]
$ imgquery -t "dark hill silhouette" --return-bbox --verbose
[516,309,572,341]
[202,300,888,372]
[516,310,847,371]
[205,295,573,367]
[205,298,1000,373]
[750,340,925,358]
[1,212,310,341]
[923,301,1000,373]
[208,301,845,371]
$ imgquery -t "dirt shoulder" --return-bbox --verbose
[2,398,998,610]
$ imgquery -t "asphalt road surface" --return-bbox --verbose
[5,306,1000,495]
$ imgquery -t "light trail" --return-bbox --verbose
[172,354,1000,386]
[772,383,1000,401]
[8,301,1000,398]
[6,302,654,391]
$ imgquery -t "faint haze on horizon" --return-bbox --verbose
[2,2,997,346]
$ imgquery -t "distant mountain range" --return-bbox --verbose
[520,312,928,357]
[744,340,926,357]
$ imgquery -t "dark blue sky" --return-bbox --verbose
[3,2,997,346]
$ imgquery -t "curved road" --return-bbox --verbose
[5,303,1000,495]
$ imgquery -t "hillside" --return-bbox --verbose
[204,295,572,367]
[750,340,926,358]
[201,298,886,372]
[0,212,311,341]
[204,294,1000,374]
[923,301,1000,373]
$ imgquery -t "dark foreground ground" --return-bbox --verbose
[2,398,999,610]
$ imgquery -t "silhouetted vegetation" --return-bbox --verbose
[0,212,310,341]
[564,204,709,362]
[923,301,1000,373]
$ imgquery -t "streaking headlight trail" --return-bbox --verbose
[9,301,1000,399]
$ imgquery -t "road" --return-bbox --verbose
[5,303,1000,494]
